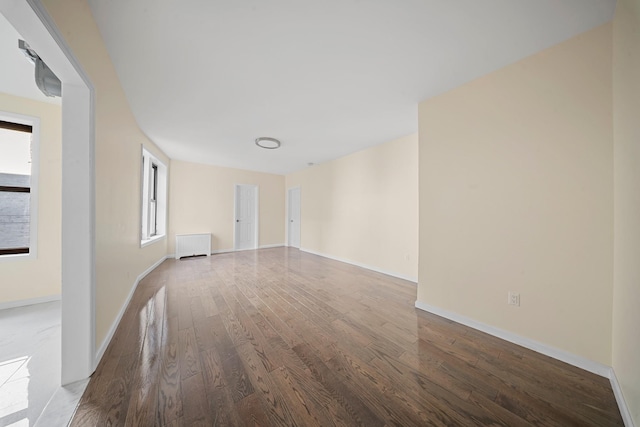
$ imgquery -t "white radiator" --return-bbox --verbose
[175,233,211,259]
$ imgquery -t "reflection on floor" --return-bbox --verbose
[0,301,86,427]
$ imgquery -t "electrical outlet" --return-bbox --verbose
[404,254,410,261]
[508,292,520,306]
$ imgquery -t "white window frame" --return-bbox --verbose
[0,111,40,262]
[140,147,167,247]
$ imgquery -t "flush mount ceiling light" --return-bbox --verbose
[255,137,281,149]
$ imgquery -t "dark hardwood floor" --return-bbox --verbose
[70,247,623,426]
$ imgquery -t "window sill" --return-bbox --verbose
[0,251,35,263]
[141,234,165,248]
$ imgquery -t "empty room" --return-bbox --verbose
[0,0,638,426]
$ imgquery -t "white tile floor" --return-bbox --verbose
[0,301,86,427]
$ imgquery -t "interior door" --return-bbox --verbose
[234,184,257,250]
[288,187,301,248]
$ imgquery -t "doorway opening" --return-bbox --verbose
[1,0,95,389]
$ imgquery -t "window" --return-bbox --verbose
[0,115,39,258]
[141,147,166,246]
[149,163,158,236]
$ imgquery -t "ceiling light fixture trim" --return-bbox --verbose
[255,137,281,149]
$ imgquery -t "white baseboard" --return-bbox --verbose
[414,300,636,427]
[211,248,233,254]
[300,247,418,283]
[168,244,285,260]
[93,255,169,368]
[414,300,610,376]
[259,244,285,249]
[609,368,636,427]
[229,244,285,252]
[0,294,61,311]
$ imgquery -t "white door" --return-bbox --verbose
[288,187,301,248]
[234,184,258,250]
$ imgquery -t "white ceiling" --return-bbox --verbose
[0,13,59,105]
[87,0,615,175]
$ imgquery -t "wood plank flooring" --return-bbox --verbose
[70,247,624,426]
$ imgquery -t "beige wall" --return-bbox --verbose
[418,24,613,364]
[613,0,640,423]
[0,93,61,304]
[42,0,170,350]
[169,160,285,253]
[286,133,418,281]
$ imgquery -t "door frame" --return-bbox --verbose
[233,184,259,251]
[286,186,301,248]
[2,0,96,384]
